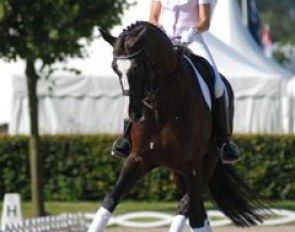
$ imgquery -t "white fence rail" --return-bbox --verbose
[2,213,87,232]
[84,209,295,228]
[2,209,295,231]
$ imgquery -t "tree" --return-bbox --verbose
[256,0,295,43]
[0,0,129,216]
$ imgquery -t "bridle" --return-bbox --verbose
[114,47,182,113]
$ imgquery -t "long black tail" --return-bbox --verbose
[208,160,269,227]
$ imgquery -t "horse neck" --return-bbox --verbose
[151,54,207,124]
[158,49,178,77]
[147,56,188,123]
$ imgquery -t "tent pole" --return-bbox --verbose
[241,0,248,27]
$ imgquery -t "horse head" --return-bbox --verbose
[99,22,178,123]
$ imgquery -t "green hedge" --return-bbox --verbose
[234,134,295,200]
[0,134,294,201]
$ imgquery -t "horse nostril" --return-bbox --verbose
[130,112,142,122]
[129,109,142,122]
[129,99,143,122]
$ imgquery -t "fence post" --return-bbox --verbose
[1,193,23,231]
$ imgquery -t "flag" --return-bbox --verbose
[247,0,261,45]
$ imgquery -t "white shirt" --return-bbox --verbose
[152,0,214,37]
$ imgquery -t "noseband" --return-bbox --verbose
[114,49,181,112]
[114,49,143,60]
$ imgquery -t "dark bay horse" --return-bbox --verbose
[87,21,266,232]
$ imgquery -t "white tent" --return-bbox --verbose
[0,60,25,125]
[8,0,151,135]
[7,0,295,134]
[10,76,124,134]
[5,36,122,134]
[209,0,295,133]
[210,0,293,79]
[11,33,285,134]
[203,33,286,133]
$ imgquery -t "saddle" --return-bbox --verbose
[175,46,216,108]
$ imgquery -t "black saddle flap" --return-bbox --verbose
[175,46,216,105]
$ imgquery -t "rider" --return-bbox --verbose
[112,0,240,164]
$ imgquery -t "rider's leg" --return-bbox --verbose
[188,38,240,163]
[111,96,132,159]
[214,88,240,163]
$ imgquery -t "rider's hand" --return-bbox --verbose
[180,27,198,44]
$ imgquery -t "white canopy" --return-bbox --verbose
[0,60,25,125]
[208,0,295,133]
[1,0,151,127]
[10,76,124,135]
[210,0,293,79]
[6,0,295,134]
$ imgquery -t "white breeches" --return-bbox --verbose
[187,34,225,98]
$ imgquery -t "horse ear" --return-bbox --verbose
[98,28,116,46]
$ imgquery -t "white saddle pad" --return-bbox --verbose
[184,56,212,111]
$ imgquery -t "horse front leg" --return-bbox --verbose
[169,193,189,232]
[87,155,152,232]
[169,173,188,232]
[170,148,218,232]
[185,147,219,232]
[185,172,212,232]
[169,178,209,232]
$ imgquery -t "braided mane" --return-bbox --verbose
[123,21,150,33]
[121,21,172,46]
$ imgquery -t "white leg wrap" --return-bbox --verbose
[169,215,187,232]
[87,207,112,232]
[190,220,212,232]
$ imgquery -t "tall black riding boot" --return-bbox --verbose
[111,120,132,159]
[215,95,240,164]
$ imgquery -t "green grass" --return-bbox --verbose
[1,201,295,219]
[266,200,295,211]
